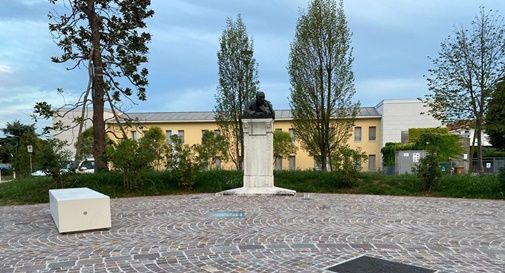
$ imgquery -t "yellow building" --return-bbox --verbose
[106,108,382,171]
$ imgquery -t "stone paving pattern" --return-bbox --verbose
[0,193,504,273]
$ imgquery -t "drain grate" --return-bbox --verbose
[327,256,435,273]
[207,210,246,218]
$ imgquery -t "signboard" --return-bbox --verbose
[486,162,492,169]
[412,153,421,163]
[27,145,33,153]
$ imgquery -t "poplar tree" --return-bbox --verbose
[215,15,259,170]
[288,0,358,171]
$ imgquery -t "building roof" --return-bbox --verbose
[112,107,381,124]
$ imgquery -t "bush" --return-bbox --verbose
[437,175,502,199]
[414,152,441,192]
[167,136,199,190]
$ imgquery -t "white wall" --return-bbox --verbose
[53,108,113,158]
[376,99,442,147]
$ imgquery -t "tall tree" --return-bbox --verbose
[422,7,505,173]
[485,79,505,150]
[34,0,154,171]
[215,15,259,170]
[1,121,39,176]
[288,0,359,171]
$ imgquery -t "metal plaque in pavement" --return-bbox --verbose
[327,256,436,273]
[207,210,246,219]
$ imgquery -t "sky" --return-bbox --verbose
[0,0,504,134]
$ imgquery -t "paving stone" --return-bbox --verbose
[0,194,504,272]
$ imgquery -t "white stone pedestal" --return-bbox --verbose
[49,188,111,233]
[218,119,296,196]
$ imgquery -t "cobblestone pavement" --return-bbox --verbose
[0,193,504,273]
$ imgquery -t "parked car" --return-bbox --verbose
[31,170,49,176]
[76,158,95,174]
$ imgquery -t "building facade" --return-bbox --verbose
[101,99,440,171]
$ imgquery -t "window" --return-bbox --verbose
[369,126,376,141]
[274,157,282,170]
[166,130,172,144]
[289,156,296,171]
[214,129,221,135]
[201,129,209,140]
[368,155,376,171]
[178,130,185,143]
[275,128,282,132]
[131,131,137,141]
[289,128,295,142]
[354,127,362,142]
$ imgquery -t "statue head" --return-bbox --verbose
[256,91,266,104]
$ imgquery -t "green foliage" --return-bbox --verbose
[107,127,169,188]
[330,145,367,182]
[140,127,169,169]
[408,128,449,144]
[381,129,463,167]
[414,152,442,192]
[167,136,199,190]
[37,139,72,187]
[485,80,505,150]
[8,127,41,177]
[194,130,229,170]
[436,175,502,199]
[0,121,37,165]
[482,148,505,158]
[421,7,505,172]
[288,0,359,170]
[414,132,463,161]
[274,170,357,191]
[273,131,297,159]
[215,14,258,170]
[1,171,503,205]
[75,127,94,160]
[381,143,416,167]
[38,0,154,171]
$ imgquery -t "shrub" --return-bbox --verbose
[167,136,199,190]
[414,152,441,192]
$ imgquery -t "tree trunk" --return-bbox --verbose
[87,0,107,171]
[476,124,484,174]
[468,127,477,174]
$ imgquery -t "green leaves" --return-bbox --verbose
[485,80,505,149]
[273,131,297,159]
[48,0,153,101]
[288,0,358,171]
[215,15,259,169]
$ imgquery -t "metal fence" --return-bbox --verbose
[471,158,505,174]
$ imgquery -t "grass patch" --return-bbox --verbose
[0,170,503,206]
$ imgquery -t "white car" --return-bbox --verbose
[76,158,95,174]
[31,170,48,176]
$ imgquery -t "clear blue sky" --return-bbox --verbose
[0,0,503,133]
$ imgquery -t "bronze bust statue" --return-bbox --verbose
[242,91,275,119]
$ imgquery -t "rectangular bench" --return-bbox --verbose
[49,187,111,233]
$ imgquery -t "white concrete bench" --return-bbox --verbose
[49,187,111,233]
